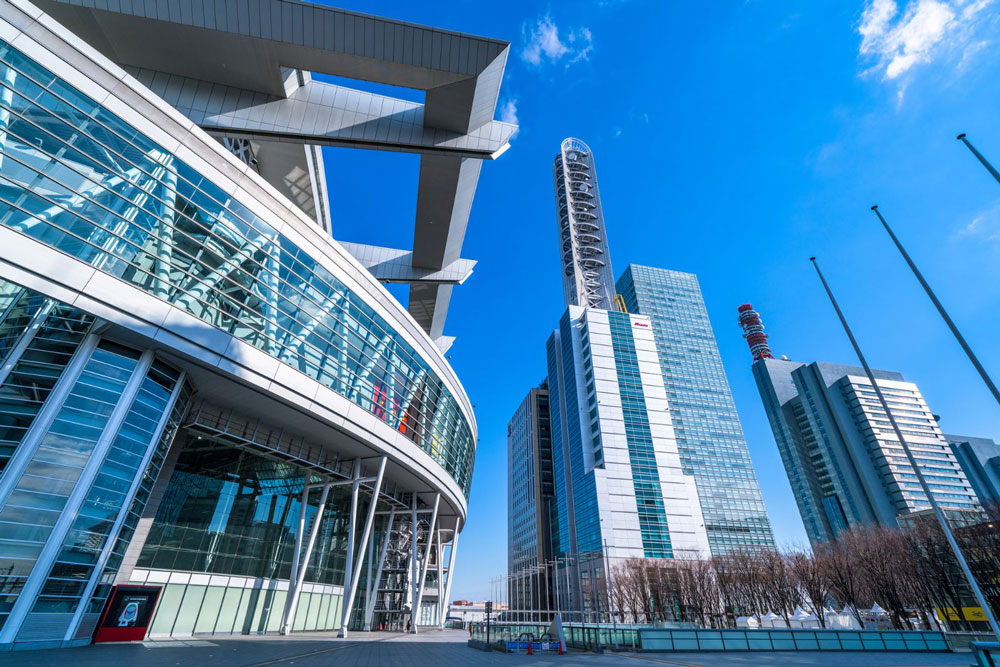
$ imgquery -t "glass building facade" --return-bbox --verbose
[0,276,191,643]
[0,38,474,495]
[506,385,554,614]
[617,265,775,555]
[540,305,710,615]
[754,358,980,544]
[0,0,498,644]
[607,311,673,558]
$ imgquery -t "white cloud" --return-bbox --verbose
[499,99,519,138]
[521,15,593,67]
[953,199,1000,243]
[857,0,996,90]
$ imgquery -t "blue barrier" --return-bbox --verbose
[970,641,1000,667]
[638,628,950,652]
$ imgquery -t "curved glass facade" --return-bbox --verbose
[0,40,474,495]
[0,276,191,637]
[137,433,359,586]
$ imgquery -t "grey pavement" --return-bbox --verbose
[0,629,974,667]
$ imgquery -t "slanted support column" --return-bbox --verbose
[364,510,394,631]
[337,459,361,633]
[435,526,443,630]
[410,493,439,633]
[438,520,460,628]
[284,481,332,634]
[280,483,311,635]
[339,456,386,638]
[409,495,418,629]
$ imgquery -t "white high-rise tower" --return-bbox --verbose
[553,138,616,310]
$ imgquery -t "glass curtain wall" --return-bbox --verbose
[138,434,370,587]
[0,39,474,494]
[0,283,188,642]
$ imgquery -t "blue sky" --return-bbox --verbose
[322,0,1000,601]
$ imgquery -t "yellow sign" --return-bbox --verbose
[963,607,988,622]
[936,607,987,622]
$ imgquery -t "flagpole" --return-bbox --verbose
[957,133,1000,185]
[871,205,1000,407]
[810,256,1000,638]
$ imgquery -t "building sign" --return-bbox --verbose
[93,585,162,643]
[936,606,987,622]
[632,320,650,328]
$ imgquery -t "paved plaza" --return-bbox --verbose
[0,629,976,667]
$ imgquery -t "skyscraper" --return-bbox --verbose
[746,308,980,544]
[946,435,1000,505]
[553,138,616,310]
[507,384,554,612]
[544,305,709,611]
[617,267,775,554]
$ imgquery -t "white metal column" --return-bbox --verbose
[364,511,394,630]
[408,495,417,629]
[338,459,361,632]
[0,348,154,645]
[434,526,442,630]
[338,456,386,638]
[437,520,460,628]
[410,493,439,633]
[0,333,98,511]
[280,482,311,635]
[0,299,52,388]
[63,370,188,642]
[281,482,332,634]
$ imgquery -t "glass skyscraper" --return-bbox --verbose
[541,305,709,613]
[506,385,553,614]
[616,265,775,555]
[754,358,980,544]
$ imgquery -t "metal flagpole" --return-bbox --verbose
[871,205,1000,407]
[958,133,1000,185]
[553,558,561,621]
[810,256,1000,638]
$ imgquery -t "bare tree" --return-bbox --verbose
[956,503,1000,622]
[904,514,973,631]
[759,550,803,627]
[790,549,831,628]
[823,531,868,627]
[677,558,723,628]
[852,526,923,630]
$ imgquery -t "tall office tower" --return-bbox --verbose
[748,310,979,544]
[616,267,775,554]
[507,385,554,613]
[0,0,514,650]
[546,305,709,610]
[946,435,1000,505]
[553,138,616,310]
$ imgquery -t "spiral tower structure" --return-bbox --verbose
[553,138,616,310]
[738,304,774,361]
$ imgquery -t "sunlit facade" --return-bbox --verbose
[616,265,775,555]
[544,305,709,613]
[754,358,979,544]
[0,0,514,650]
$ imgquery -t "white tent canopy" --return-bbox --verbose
[759,611,782,628]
